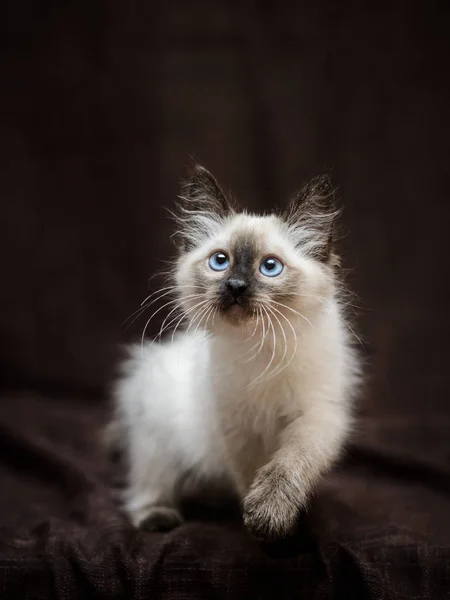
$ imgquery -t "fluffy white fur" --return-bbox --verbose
[108,166,360,539]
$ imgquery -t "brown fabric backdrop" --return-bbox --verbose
[0,1,449,598]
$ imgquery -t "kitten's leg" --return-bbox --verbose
[123,437,184,532]
[124,490,183,532]
[243,403,349,540]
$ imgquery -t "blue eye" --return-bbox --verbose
[209,251,230,271]
[259,257,284,277]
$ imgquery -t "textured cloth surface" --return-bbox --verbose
[1,1,450,598]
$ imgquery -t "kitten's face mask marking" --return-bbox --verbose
[205,240,286,319]
[210,250,284,308]
[213,241,260,315]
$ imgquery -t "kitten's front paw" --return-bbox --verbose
[242,464,302,541]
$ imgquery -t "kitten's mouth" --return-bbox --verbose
[220,298,254,321]
[231,297,246,307]
[222,297,248,309]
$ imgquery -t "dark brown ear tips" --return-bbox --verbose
[287,175,336,219]
[182,164,231,217]
[298,174,334,203]
[173,165,233,251]
[284,175,339,263]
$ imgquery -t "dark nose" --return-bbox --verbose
[226,279,248,298]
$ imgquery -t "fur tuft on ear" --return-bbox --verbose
[174,165,233,251]
[284,175,340,263]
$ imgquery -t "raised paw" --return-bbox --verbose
[242,463,302,541]
[139,506,183,532]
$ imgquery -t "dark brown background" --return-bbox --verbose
[0,1,449,598]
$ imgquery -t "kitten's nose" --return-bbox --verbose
[226,279,248,298]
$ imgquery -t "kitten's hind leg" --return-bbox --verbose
[123,438,184,532]
[136,505,183,532]
[124,483,183,532]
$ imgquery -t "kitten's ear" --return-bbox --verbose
[285,175,340,263]
[174,165,233,251]
[182,165,231,215]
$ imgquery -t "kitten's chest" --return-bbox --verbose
[209,339,298,440]
[213,376,290,487]
[215,369,290,437]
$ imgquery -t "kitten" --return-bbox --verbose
[107,165,360,540]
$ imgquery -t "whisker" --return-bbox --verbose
[141,296,208,358]
[123,284,203,331]
[140,284,200,307]
[189,305,209,335]
[185,301,211,336]
[153,312,184,341]
[139,286,177,308]
[244,306,266,362]
[254,307,268,356]
[201,306,214,334]
[248,305,276,387]
[156,294,205,340]
[298,291,373,313]
[167,299,212,340]
[122,287,181,331]
[194,304,214,336]
[134,291,203,333]
[265,299,312,327]
[264,303,298,373]
[171,312,187,345]
[264,304,288,380]
[211,306,218,328]
[338,317,365,350]
[122,303,153,332]
[294,292,366,351]
[192,302,214,335]
[152,304,192,343]
[242,310,260,343]
[168,299,212,345]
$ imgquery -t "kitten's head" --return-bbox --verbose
[172,165,340,332]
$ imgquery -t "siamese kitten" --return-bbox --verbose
[108,165,360,540]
